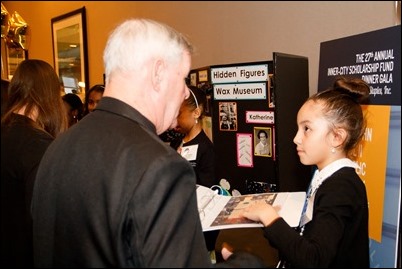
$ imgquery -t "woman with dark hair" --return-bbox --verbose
[1,59,68,267]
[62,93,84,127]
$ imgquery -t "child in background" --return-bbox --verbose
[84,84,104,116]
[170,85,219,261]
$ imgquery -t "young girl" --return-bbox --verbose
[170,85,216,188]
[241,77,370,267]
[83,84,105,116]
[170,85,219,259]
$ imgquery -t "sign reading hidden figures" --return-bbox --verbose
[211,64,268,100]
[318,25,400,106]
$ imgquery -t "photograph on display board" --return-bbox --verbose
[190,72,197,86]
[219,101,237,131]
[254,127,272,157]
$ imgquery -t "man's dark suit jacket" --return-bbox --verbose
[32,97,263,268]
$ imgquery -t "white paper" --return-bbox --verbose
[196,185,306,231]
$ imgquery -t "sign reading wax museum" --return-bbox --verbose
[318,25,400,106]
[211,64,269,84]
[213,82,266,100]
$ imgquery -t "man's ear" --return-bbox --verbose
[152,59,165,91]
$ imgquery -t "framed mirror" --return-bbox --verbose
[6,47,28,80]
[51,7,89,100]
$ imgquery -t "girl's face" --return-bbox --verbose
[88,91,103,112]
[293,100,334,170]
[174,103,196,134]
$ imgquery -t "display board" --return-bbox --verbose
[190,53,311,195]
[273,53,312,192]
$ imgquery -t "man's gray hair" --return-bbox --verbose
[103,18,193,83]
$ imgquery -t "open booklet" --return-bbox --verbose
[196,184,306,231]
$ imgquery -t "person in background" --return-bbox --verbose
[171,85,215,187]
[62,93,84,127]
[241,77,370,267]
[170,85,219,260]
[254,129,270,156]
[31,18,263,268]
[1,59,68,267]
[83,84,104,116]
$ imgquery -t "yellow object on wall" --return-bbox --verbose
[355,105,390,242]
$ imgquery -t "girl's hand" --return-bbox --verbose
[242,200,280,227]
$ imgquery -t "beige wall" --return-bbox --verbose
[3,1,399,95]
